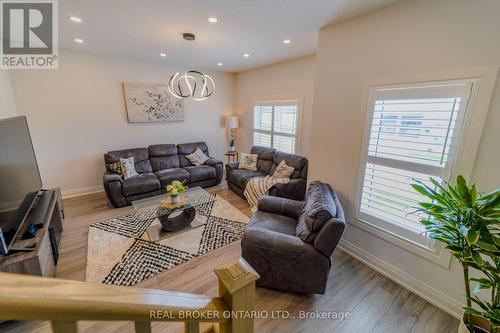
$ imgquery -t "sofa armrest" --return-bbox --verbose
[258,195,303,220]
[225,161,239,172]
[313,218,345,258]
[268,178,307,201]
[103,171,122,184]
[206,157,223,184]
[103,172,127,208]
[243,227,316,255]
[205,157,223,167]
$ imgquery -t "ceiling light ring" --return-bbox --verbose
[168,70,215,101]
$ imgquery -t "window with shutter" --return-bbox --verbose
[356,81,474,247]
[253,100,299,154]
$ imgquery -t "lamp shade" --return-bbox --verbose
[225,115,239,129]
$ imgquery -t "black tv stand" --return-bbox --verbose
[0,189,63,276]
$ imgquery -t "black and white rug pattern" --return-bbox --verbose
[86,194,249,286]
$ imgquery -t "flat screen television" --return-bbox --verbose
[0,116,43,254]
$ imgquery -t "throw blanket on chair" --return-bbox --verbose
[244,176,290,211]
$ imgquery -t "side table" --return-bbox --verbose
[225,151,238,163]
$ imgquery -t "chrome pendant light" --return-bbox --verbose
[168,70,215,101]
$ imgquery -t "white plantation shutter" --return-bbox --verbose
[253,101,299,154]
[357,82,473,243]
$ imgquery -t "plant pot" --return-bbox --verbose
[458,313,491,333]
[170,195,180,203]
[228,146,236,152]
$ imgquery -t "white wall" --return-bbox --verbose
[9,50,235,195]
[235,55,315,156]
[0,70,18,119]
[309,0,500,317]
[473,69,500,192]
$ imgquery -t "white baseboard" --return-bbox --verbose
[339,239,463,319]
[61,185,104,199]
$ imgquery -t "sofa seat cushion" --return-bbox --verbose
[184,165,216,183]
[154,168,190,187]
[228,169,266,189]
[248,211,297,236]
[122,173,160,197]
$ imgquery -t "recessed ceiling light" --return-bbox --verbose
[73,38,84,43]
[208,17,218,23]
[283,39,291,44]
[68,16,82,23]
[160,53,167,57]
[243,53,250,58]
[217,62,223,66]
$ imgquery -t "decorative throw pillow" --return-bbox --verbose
[239,153,258,171]
[120,157,138,179]
[186,147,210,166]
[106,161,123,176]
[271,160,294,180]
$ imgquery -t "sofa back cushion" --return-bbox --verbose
[296,181,337,243]
[149,144,179,171]
[177,142,209,167]
[270,152,308,180]
[250,146,276,175]
[105,148,152,174]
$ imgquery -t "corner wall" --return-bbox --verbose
[309,0,500,317]
[0,70,18,119]
[9,50,235,196]
[235,55,315,157]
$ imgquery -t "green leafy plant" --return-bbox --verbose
[166,180,187,197]
[411,176,500,333]
[228,128,235,148]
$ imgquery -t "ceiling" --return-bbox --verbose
[59,0,399,73]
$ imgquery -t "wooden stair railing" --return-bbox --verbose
[0,258,260,333]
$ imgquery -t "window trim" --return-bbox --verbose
[252,99,302,154]
[353,78,482,268]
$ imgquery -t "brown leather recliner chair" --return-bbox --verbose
[241,181,345,294]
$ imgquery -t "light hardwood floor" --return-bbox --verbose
[1,185,458,333]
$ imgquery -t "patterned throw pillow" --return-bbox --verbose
[120,157,138,179]
[239,153,258,171]
[186,147,210,166]
[271,160,294,180]
[106,161,123,176]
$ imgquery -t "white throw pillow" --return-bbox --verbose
[120,157,138,179]
[239,153,258,171]
[186,147,210,166]
[271,160,295,180]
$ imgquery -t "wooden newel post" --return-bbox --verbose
[214,258,260,333]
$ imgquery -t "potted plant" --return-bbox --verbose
[166,180,187,203]
[411,176,499,333]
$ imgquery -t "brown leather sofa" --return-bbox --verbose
[241,181,345,294]
[225,146,308,201]
[103,142,223,207]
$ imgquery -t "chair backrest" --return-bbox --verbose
[148,144,180,171]
[250,146,308,180]
[104,147,152,174]
[250,146,276,175]
[270,152,308,180]
[177,142,209,167]
[312,184,345,257]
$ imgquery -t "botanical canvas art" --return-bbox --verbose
[123,82,184,122]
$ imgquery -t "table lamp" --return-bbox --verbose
[225,115,239,152]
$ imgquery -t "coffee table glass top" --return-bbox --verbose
[131,186,215,211]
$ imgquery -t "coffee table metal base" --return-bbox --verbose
[158,207,196,232]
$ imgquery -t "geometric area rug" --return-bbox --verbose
[85,193,249,286]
